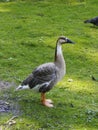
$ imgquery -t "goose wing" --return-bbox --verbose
[21,63,57,92]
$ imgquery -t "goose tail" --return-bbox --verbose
[16,84,29,91]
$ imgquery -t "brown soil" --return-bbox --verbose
[0,80,15,90]
[0,80,19,114]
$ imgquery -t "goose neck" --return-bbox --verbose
[54,42,66,80]
[55,42,63,62]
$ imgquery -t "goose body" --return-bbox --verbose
[84,16,98,26]
[16,36,74,107]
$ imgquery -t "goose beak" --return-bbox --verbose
[67,39,75,44]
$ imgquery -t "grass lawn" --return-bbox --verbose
[0,0,98,129]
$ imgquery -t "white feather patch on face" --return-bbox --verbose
[16,84,29,90]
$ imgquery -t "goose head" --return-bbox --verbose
[57,36,74,44]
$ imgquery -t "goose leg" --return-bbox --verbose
[41,93,53,107]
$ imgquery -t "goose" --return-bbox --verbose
[16,36,75,107]
[84,16,98,26]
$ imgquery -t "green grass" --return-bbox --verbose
[0,0,98,129]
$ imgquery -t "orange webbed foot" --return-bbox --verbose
[43,99,53,107]
[41,93,54,108]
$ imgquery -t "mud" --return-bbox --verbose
[0,80,20,114]
[0,100,11,112]
[0,80,15,90]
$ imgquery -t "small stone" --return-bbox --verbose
[68,79,73,82]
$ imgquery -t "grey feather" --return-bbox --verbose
[21,63,57,92]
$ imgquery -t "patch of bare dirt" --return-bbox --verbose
[0,80,15,90]
[0,100,11,112]
[0,80,20,114]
